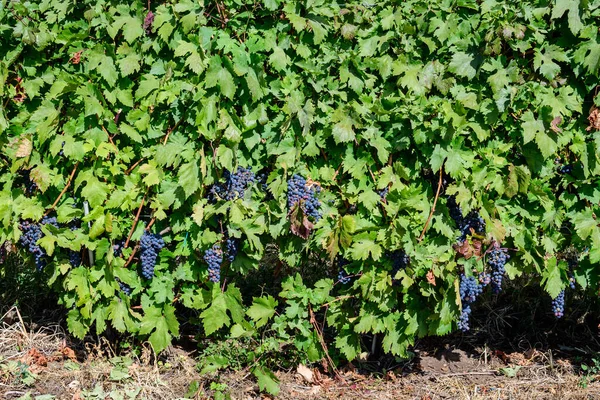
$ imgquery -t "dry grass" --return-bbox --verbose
[1,305,599,400]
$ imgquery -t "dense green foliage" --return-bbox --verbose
[1,0,600,389]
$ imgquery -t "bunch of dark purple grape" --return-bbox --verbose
[565,252,578,290]
[116,278,132,296]
[225,236,239,263]
[287,174,322,221]
[68,220,82,267]
[336,257,351,285]
[139,232,165,279]
[19,169,38,196]
[378,187,389,201]
[390,250,410,285]
[458,274,483,332]
[446,196,485,242]
[551,290,565,318]
[113,239,126,257]
[19,216,59,271]
[204,244,223,283]
[210,166,256,202]
[488,244,510,293]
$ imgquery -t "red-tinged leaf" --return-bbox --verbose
[426,270,436,286]
[550,116,563,133]
[288,203,313,239]
[453,240,474,259]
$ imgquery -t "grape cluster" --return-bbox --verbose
[68,220,81,266]
[139,232,165,279]
[551,290,565,318]
[459,212,485,241]
[446,196,485,242]
[565,253,578,290]
[478,272,491,287]
[559,165,573,174]
[458,304,471,332]
[42,216,59,228]
[447,196,463,226]
[488,245,510,294]
[458,274,483,331]
[390,250,409,285]
[143,11,154,34]
[567,273,576,290]
[257,171,268,191]
[19,221,43,270]
[69,249,82,267]
[211,166,256,201]
[117,279,132,296]
[287,174,322,221]
[20,169,38,196]
[113,239,126,257]
[204,244,223,283]
[378,187,389,201]
[225,237,239,263]
[336,257,352,284]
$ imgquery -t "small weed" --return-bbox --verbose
[579,355,600,388]
[1,361,37,386]
[210,382,231,400]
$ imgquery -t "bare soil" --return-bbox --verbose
[1,306,599,400]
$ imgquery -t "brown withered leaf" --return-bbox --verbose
[15,137,33,158]
[61,346,77,362]
[296,364,314,383]
[587,107,600,132]
[550,116,563,133]
[70,50,82,65]
[288,203,313,239]
[453,240,474,259]
[426,270,436,286]
[24,348,48,367]
[471,239,483,258]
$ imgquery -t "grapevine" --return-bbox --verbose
[0,0,599,362]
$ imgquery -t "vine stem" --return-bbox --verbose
[146,217,156,231]
[162,115,185,145]
[418,167,443,243]
[100,125,118,153]
[125,158,145,175]
[124,193,147,249]
[123,243,140,268]
[44,162,79,216]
